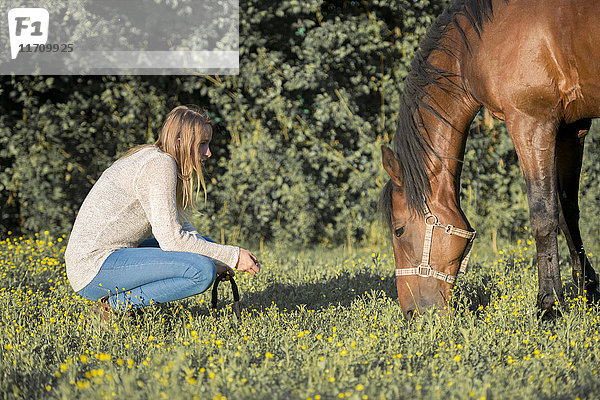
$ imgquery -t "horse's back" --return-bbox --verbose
[464,0,600,122]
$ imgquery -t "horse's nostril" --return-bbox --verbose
[405,309,415,320]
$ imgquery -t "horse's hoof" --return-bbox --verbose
[537,293,563,321]
[537,307,561,321]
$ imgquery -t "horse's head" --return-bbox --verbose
[381,146,475,320]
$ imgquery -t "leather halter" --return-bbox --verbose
[395,202,476,285]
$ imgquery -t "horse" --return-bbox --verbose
[380,0,600,320]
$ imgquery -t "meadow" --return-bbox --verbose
[1,231,599,400]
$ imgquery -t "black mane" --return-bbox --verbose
[382,0,503,230]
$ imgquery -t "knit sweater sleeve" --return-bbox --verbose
[134,153,240,268]
[181,219,200,236]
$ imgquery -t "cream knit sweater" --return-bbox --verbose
[65,147,240,292]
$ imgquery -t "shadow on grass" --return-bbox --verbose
[243,270,398,311]
[450,263,496,314]
[180,270,399,319]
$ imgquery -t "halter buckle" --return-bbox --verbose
[417,264,432,277]
[445,224,453,234]
[425,214,438,226]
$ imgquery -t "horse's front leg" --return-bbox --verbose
[557,119,600,302]
[507,113,563,317]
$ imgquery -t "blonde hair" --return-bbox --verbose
[121,105,212,212]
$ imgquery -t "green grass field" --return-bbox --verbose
[1,231,599,399]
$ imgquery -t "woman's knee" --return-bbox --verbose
[180,254,216,290]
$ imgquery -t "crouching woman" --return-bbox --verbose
[65,105,260,317]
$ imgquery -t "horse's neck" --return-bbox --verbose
[420,5,486,173]
[416,80,480,200]
[397,5,491,211]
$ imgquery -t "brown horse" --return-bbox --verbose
[380,0,600,320]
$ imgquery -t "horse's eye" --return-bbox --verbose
[394,226,405,238]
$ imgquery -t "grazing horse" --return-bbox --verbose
[380,0,600,320]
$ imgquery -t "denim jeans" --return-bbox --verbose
[78,238,217,311]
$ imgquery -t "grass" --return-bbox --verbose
[1,231,599,399]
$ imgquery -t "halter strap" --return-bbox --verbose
[395,202,476,284]
[211,272,241,319]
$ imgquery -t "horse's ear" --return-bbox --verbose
[381,145,403,187]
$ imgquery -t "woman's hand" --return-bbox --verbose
[236,248,261,274]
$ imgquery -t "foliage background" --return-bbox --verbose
[1,0,599,252]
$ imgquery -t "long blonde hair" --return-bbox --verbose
[121,105,211,212]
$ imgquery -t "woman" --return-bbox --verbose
[65,105,260,319]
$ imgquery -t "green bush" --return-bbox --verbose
[2,0,600,250]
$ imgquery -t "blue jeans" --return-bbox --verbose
[78,238,216,311]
